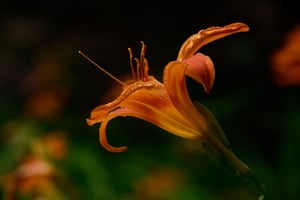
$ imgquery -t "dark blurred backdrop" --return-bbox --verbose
[0,1,299,199]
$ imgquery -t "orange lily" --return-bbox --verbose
[86,22,248,151]
[84,23,267,186]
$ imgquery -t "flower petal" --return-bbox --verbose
[177,22,249,61]
[99,114,128,152]
[163,61,208,132]
[183,53,215,93]
[90,77,200,152]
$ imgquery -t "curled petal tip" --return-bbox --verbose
[184,53,215,93]
[99,120,128,153]
[103,145,128,153]
[226,22,250,32]
[86,118,94,126]
[100,138,128,152]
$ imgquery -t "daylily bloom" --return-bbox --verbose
[84,23,265,185]
[86,22,248,151]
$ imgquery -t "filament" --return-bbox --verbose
[128,48,136,81]
[134,58,140,80]
[78,50,126,86]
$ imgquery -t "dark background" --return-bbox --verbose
[0,0,299,199]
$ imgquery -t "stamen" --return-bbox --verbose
[143,57,149,81]
[127,41,150,82]
[140,42,145,78]
[139,41,146,81]
[134,58,140,80]
[128,48,136,81]
[78,50,126,86]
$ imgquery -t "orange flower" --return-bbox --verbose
[84,23,264,184]
[270,26,300,86]
[86,22,248,151]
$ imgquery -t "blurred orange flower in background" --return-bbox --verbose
[23,90,66,120]
[1,129,69,200]
[133,168,184,200]
[3,156,55,198]
[20,47,70,120]
[31,130,68,160]
[270,25,300,86]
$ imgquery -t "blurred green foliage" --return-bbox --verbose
[0,1,299,199]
